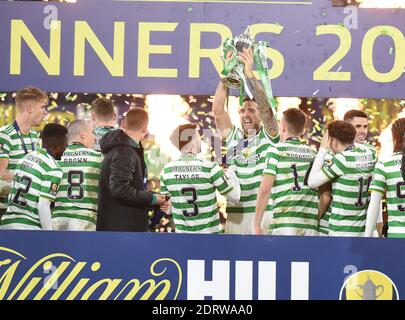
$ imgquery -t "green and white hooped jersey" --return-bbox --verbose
[224,126,279,215]
[93,126,114,151]
[318,151,333,235]
[369,152,405,238]
[0,124,39,211]
[263,137,318,236]
[53,144,104,227]
[318,143,377,236]
[0,148,62,229]
[322,146,377,237]
[160,154,233,234]
[358,142,377,158]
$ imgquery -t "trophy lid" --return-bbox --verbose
[234,25,255,50]
[362,276,378,290]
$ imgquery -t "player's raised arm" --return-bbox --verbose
[307,130,332,189]
[212,80,233,137]
[239,47,278,138]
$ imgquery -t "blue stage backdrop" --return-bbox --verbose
[0,231,403,300]
[0,0,405,98]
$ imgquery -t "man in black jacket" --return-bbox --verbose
[97,107,168,232]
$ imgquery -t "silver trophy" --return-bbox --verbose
[355,276,384,300]
[221,26,257,89]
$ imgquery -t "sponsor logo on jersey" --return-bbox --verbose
[50,183,59,196]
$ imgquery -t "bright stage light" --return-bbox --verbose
[359,0,405,8]
[145,95,191,160]
[327,98,362,120]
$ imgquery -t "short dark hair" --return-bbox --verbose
[391,118,405,153]
[91,97,115,121]
[170,123,198,151]
[124,107,148,131]
[41,123,68,150]
[328,120,356,145]
[243,96,256,104]
[283,108,307,135]
[343,110,368,122]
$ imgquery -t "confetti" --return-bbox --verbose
[49,101,58,110]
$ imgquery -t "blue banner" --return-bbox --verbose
[0,0,405,98]
[0,231,403,300]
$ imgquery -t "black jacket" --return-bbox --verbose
[96,129,154,232]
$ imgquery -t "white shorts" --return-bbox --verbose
[52,218,96,231]
[225,211,272,235]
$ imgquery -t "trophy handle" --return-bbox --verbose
[376,285,384,298]
[355,286,363,298]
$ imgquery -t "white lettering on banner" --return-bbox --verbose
[187,260,309,300]
[291,262,309,300]
[235,261,253,300]
[187,260,230,300]
[258,261,276,300]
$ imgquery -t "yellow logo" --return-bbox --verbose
[0,247,183,300]
[50,183,59,195]
[241,147,252,158]
[340,270,399,300]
